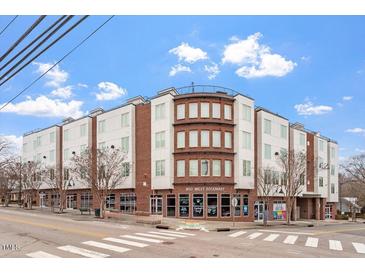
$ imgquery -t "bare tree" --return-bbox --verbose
[22,160,43,209]
[342,153,365,185]
[70,146,128,218]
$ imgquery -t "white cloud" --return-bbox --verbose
[95,82,127,101]
[169,42,208,64]
[342,96,353,101]
[204,63,220,80]
[33,62,68,88]
[222,32,296,79]
[0,134,23,154]
[77,83,88,88]
[0,96,83,118]
[300,56,311,63]
[355,148,365,153]
[51,85,73,99]
[294,101,333,116]
[346,128,365,133]
[169,64,192,76]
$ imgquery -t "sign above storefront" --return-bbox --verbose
[185,186,225,192]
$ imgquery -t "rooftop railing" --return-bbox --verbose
[175,84,239,96]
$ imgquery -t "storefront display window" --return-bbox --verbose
[243,195,249,216]
[120,193,136,213]
[179,194,189,217]
[273,201,286,220]
[233,194,241,216]
[221,194,231,217]
[207,194,217,217]
[193,194,204,217]
[80,192,92,209]
[167,195,176,217]
[106,194,115,209]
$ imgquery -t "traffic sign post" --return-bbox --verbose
[231,197,238,227]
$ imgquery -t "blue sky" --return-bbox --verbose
[0,16,364,159]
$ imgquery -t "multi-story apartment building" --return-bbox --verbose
[21,85,339,222]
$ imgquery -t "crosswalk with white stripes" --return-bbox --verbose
[227,230,365,255]
[26,230,196,258]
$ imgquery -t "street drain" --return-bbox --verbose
[213,254,219,257]
[189,256,196,258]
[162,241,174,245]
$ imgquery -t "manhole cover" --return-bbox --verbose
[162,241,174,245]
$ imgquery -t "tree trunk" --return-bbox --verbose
[100,198,104,219]
[286,200,291,225]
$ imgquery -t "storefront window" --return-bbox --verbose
[207,194,218,217]
[193,194,204,217]
[273,201,286,220]
[179,194,189,218]
[120,193,136,213]
[243,195,249,216]
[234,194,241,216]
[221,194,231,217]
[167,195,176,217]
[106,194,115,209]
[80,192,92,209]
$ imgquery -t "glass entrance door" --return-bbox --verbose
[39,193,46,208]
[150,195,162,215]
[254,201,264,221]
[66,194,77,209]
[325,205,332,219]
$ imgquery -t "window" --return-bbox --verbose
[207,194,218,217]
[272,171,279,185]
[49,169,55,180]
[177,132,185,148]
[221,194,231,217]
[281,172,288,185]
[106,194,115,209]
[224,160,232,177]
[243,195,249,216]
[280,148,287,157]
[64,148,70,161]
[242,104,251,121]
[242,131,251,150]
[243,160,251,176]
[155,160,165,176]
[331,147,335,159]
[121,137,129,153]
[319,176,324,187]
[177,104,185,120]
[80,124,87,137]
[155,131,165,149]
[120,193,136,213]
[201,130,210,147]
[212,103,221,118]
[224,105,232,120]
[331,165,335,176]
[189,103,198,118]
[189,160,198,176]
[300,173,305,185]
[319,140,324,152]
[281,125,287,139]
[49,150,55,162]
[177,160,185,177]
[273,201,286,220]
[50,132,55,143]
[264,170,272,184]
[179,194,189,217]
[189,131,198,147]
[264,119,271,135]
[201,160,209,176]
[167,195,176,217]
[212,131,221,147]
[121,113,130,127]
[122,162,130,177]
[300,133,306,146]
[331,184,335,194]
[63,168,70,180]
[234,194,241,216]
[264,144,271,160]
[155,103,165,120]
[224,132,232,148]
[212,160,221,176]
[318,157,324,169]
[193,194,204,217]
[98,120,106,133]
[200,102,209,118]
[80,192,93,209]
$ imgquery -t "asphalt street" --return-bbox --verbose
[1,208,365,258]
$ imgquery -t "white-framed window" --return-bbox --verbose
[80,144,87,153]
[177,104,185,120]
[64,148,70,161]
[189,103,198,118]
[264,144,271,160]
[177,131,185,148]
[242,104,251,121]
[80,124,87,137]
[264,119,271,135]
[212,103,221,118]
[155,131,165,149]
[98,120,106,133]
[189,131,198,147]
[63,129,69,141]
[122,162,130,177]
[331,184,335,194]
[299,133,306,146]
[224,160,232,177]
[49,132,55,143]
[155,103,165,120]
[201,159,209,176]
[224,105,232,120]
[155,160,165,176]
[331,147,335,159]
[121,112,130,127]
[331,164,335,176]
[121,136,129,153]
[49,150,55,162]
[319,139,324,152]
[200,102,209,118]
[224,132,232,148]
[201,130,210,147]
[280,125,287,139]
[319,176,324,187]
[212,131,221,147]
[242,131,251,150]
[189,160,198,176]
[177,160,185,177]
[243,160,251,176]
[212,160,221,176]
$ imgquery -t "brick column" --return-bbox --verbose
[315,197,321,220]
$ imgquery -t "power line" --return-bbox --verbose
[0,15,46,63]
[0,16,18,37]
[0,15,114,112]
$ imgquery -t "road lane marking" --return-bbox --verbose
[58,245,109,258]
[121,235,163,243]
[135,233,175,240]
[228,231,247,238]
[258,229,314,235]
[103,237,149,248]
[263,234,279,242]
[247,232,263,239]
[26,251,60,258]
[329,240,343,251]
[168,231,196,236]
[305,237,319,248]
[82,241,130,253]
[283,235,298,245]
[148,231,186,238]
[352,242,365,254]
